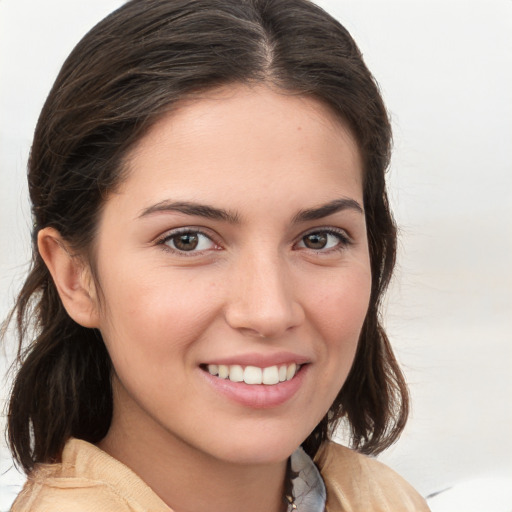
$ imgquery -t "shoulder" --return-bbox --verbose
[314,441,430,512]
[11,475,137,512]
[10,438,171,512]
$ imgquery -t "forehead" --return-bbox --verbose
[118,84,363,210]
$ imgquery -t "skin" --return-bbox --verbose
[40,84,372,512]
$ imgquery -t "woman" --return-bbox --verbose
[5,0,430,510]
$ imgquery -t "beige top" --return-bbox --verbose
[11,438,430,511]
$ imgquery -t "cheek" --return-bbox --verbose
[312,268,371,336]
[307,267,371,383]
[97,266,221,363]
[294,267,371,427]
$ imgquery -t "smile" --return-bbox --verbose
[205,363,300,385]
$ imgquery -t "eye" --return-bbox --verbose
[296,229,350,251]
[161,230,217,253]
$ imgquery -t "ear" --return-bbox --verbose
[38,227,100,328]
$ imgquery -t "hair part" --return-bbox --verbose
[3,0,407,473]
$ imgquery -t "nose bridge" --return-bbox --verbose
[225,243,304,337]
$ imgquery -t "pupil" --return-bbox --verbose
[305,233,327,249]
[175,233,198,251]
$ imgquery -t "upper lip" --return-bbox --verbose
[201,351,311,368]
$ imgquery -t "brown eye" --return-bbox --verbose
[297,230,349,251]
[173,233,199,251]
[303,232,328,249]
[163,231,215,252]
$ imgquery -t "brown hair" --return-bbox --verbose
[4,0,407,473]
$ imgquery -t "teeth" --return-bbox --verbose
[218,365,229,379]
[286,363,297,381]
[244,366,262,384]
[262,366,279,385]
[228,365,244,382]
[206,362,300,385]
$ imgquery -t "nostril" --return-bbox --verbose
[237,327,270,339]
[224,297,305,339]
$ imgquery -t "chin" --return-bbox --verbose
[201,424,314,466]
[220,444,297,466]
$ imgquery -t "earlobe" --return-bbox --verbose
[38,227,100,328]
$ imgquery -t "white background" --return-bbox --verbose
[1,1,511,510]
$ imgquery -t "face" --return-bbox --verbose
[92,85,371,465]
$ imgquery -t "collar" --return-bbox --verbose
[287,446,326,511]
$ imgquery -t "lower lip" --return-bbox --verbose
[200,365,308,409]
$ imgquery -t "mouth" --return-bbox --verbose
[202,363,301,385]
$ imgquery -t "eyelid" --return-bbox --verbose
[155,226,222,254]
[294,226,353,251]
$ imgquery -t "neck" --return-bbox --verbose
[98,402,289,512]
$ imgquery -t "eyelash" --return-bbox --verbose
[295,228,352,254]
[156,228,221,256]
[155,227,352,256]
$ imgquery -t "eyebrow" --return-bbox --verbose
[138,200,240,223]
[292,198,363,223]
[138,197,363,224]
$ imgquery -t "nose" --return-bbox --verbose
[224,251,305,339]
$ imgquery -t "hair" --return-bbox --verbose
[3,0,408,474]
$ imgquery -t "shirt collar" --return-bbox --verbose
[287,446,326,511]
